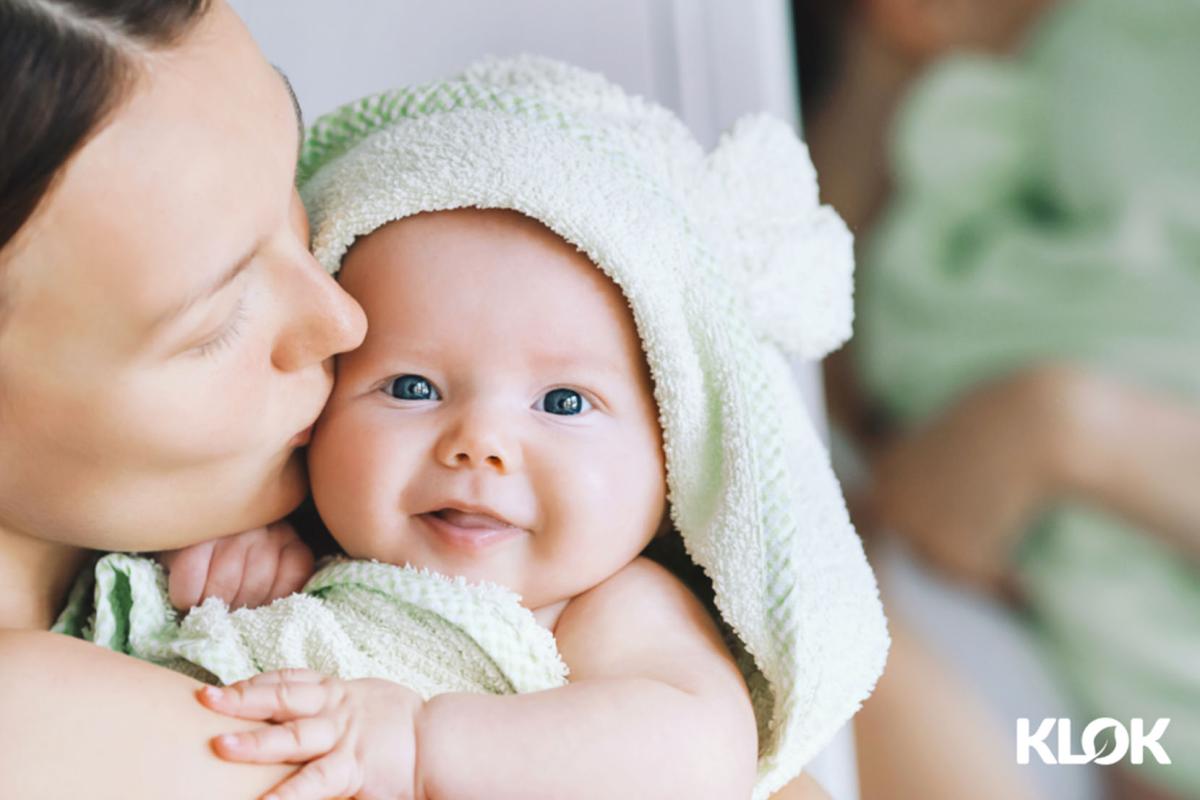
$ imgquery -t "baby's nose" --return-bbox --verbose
[435,413,522,474]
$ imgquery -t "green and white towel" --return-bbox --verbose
[55,553,568,696]
[857,0,1200,794]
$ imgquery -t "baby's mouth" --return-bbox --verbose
[418,506,527,552]
[425,508,520,531]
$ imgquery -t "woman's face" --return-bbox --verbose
[0,0,366,551]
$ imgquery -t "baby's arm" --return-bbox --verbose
[156,521,314,612]
[417,556,758,798]
[203,556,758,800]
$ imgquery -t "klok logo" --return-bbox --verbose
[1017,718,1171,765]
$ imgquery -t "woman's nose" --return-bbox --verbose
[270,250,368,373]
[435,407,523,474]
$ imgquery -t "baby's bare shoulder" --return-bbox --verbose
[560,556,707,636]
[555,557,744,695]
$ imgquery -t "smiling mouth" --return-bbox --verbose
[418,507,526,552]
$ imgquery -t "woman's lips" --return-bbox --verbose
[418,509,526,552]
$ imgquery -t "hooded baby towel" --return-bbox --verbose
[60,56,888,798]
[297,56,888,796]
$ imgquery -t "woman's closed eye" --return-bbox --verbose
[192,298,248,359]
[537,388,592,416]
[386,374,441,401]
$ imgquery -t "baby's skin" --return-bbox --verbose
[168,208,758,800]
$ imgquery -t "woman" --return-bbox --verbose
[0,1,365,795]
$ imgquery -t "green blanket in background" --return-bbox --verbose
[857,0,1200,793]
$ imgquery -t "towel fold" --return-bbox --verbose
[55,553,568,696]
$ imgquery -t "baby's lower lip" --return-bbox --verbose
[417,512,525,552]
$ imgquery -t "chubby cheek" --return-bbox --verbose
[309,405,421,558]
[536,431,666,569]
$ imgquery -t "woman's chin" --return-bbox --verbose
[274,451,312,512]
[238,450,311,532]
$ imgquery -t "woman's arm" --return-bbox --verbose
[870,364,1200,591]
[0,630,292,799]
[1054,367,1200,559]
[768,773,833,800]
[854,614,1040,800]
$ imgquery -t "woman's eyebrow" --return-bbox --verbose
[273,65,304,165]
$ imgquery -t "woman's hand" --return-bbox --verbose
[868,366,1086,591]
[156,521,315,612]
[199,669,425,800]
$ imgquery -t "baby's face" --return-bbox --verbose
[309,209,666,610]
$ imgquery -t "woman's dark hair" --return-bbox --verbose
[790,0,854,120]
[0,0,211,252]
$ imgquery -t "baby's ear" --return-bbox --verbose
[698,114,856,361]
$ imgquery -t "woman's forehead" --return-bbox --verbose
[14,1,298,325]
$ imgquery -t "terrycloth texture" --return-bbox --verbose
[55,553,568,696]
[857,0,1200,794]
[298,56,889,797]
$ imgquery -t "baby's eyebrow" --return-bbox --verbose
[533,350,629,380]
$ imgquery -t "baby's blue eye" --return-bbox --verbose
[387,374,440,401]
[539,388,591,416]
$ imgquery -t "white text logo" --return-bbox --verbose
[1016,718,1171,765]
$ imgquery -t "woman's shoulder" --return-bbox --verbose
[0,627,100,674]
[0,630,290,798]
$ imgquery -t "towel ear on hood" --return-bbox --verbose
[700,114,856,360]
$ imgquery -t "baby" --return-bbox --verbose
[62,57,888,800]
[214,205,758,800]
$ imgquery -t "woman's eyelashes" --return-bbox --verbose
[382,375,593,416]
[192,298,248,359]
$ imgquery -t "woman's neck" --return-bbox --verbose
[0,525,87,630]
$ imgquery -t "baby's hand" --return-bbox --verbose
[156,521,314,612]
[199,669,424,800]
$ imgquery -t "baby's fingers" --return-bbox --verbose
[199,675,338,722]
[212,718,340,764]
[160,540,217,611]
[265,538,315,603]
[261,751,361,800]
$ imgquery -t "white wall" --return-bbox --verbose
[231,0,801,146]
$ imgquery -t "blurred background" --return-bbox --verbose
[233,1,1198,798]
[794,1,1197,799]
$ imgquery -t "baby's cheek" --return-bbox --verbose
[568,444,663,539]
[308,409,387,545]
